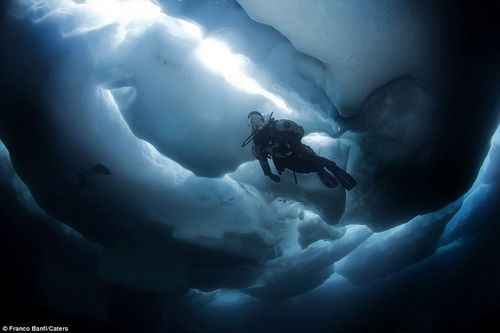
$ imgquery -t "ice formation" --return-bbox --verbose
[0,0,499,330]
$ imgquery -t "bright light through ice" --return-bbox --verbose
[196,39,292,113]
[28,0,288,112]
[75,0,202,41]
[85,0,163,24]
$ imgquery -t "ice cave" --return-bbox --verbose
[1,0,499,332]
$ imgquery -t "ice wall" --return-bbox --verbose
[0,0,353,294]
[0,0,499,318]
[237,0,442,117]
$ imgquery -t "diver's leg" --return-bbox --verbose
[291,144,323,170]
[273,158,285,175]
[317,156,338,170]
[294,144,357,190]
[290,144,339,188]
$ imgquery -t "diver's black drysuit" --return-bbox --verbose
[251,118,356,190]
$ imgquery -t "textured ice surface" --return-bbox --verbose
[0,0,498,304]
[439,124,500,245]
[236,0,467,230]
[1,0,348,294]
[237,0,441,117]
[336,207,456,284]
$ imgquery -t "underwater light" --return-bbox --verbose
[196,38,292,113]
[77,0,202,41]
[85,0,163,25]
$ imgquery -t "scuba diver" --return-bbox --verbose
[242,111,356,190]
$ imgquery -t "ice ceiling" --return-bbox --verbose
[0,0,499,330]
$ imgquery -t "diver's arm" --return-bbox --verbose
[257,156,270,174]
[259,158,280,181]
[254,148,280,182]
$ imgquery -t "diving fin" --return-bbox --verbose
[78,163,111,187]
[317,169,339,188]
[326,165,357,191]
[91,163,111,175]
